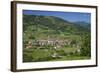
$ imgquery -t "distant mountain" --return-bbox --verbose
[73,21,90,30]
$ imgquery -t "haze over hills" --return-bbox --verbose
[73,21,90,30]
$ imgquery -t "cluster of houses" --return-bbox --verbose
[25,39,80,49]
[25,39,81,58]
[34,39,70,46]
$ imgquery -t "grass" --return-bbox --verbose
[50,56,90,61]
[23,46,91,62]
[61,47,77,53]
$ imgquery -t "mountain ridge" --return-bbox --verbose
[23,15,90,35]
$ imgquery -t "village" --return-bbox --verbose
[24,38,81,58]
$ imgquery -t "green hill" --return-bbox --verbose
[23,15,91,62]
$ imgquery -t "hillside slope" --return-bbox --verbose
[23,15,91,62]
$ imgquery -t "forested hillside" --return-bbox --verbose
[23,15,91,62]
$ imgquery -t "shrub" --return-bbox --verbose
[80,34,91,57]
[23,52,33,62]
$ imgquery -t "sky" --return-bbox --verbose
[23,10,91,23]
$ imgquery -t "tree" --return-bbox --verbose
[80,34,91,56]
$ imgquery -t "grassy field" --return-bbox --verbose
[23,46,90,62]
[51,56,90,61]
